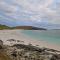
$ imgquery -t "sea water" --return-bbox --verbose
[21,30,60,46]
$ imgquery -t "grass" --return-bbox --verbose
[0,25,10,30]
[0,24,14,30]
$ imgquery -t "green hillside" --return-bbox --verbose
[0,24,15,30]
[0,24,10,30]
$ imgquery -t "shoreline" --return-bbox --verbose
[0,29,60,51]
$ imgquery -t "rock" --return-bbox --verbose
[4,44,60,60]
[0,40,3,46]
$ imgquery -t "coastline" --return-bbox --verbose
[0,29,60,51]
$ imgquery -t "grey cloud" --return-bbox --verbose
[0,0,60,24]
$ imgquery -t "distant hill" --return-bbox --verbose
[14,26,47,30]
[32,26,47,30]
[0,24,16,30]
[0,24,11,30]
[52,29,60,30]
[14,26,32,30]
[0,24,47,30]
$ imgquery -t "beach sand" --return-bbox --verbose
[0,30,60,51]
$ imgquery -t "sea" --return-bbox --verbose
[21,30,60,46]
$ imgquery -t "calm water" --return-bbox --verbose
[21,30,60,45]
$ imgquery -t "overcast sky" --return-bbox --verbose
[0,0,60,29]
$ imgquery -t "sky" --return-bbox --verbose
[0,0,60,29]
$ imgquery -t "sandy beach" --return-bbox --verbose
[0,30,60,51]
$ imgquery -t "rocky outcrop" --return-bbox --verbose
[0,41,12,60]
[0,39,60,60]
[5,44,60,60]
[0,40,3,49]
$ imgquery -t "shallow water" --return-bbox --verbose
[21,30,60,46]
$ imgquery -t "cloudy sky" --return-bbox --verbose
[0,0,60,29]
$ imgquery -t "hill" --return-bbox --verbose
[0,24,11,30]
[32,26,46,30]
[0,24,16,30]
[0,24,9,29]
[14,26,47,30]
[0,24,47,30]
